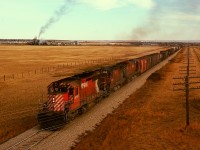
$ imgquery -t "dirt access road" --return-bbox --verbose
[73,48,200,150]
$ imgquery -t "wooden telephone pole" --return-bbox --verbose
[173,48,200,126]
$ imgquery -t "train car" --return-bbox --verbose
[160,50,169,61]
[123,60,138,80]
[102,65,124,91]
[149,53,160,67]
[37,69,110,128]
[105,60,139,91]
[135,52,161,75]
[169,47,178,55]
[137,57,148,74]
[117,60,138,82]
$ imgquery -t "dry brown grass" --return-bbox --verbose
[0,45,166,74]
[0,45,168,144]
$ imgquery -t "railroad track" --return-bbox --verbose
[5,124,64,150]
[6,130,52,150]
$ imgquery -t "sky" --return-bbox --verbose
[0,0,200,40]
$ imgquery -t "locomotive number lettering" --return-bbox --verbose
[81,82,88,89]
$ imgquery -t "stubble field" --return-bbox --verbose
[0,45,168,144]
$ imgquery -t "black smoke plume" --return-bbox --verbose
[38,0,74,39]
[131,0,200,40]
[131,1,161,40]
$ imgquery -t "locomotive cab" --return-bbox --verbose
[37,69,112,128]
[37,79,80,128]
[47,81,80,113]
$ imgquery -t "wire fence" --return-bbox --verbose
[0,57,121,82]
[0,57,123,122]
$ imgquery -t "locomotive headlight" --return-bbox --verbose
[53,98,55,103]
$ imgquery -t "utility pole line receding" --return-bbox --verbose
[173,47,200,126]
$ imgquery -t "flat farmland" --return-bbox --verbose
[0,45,168,143]
[0,45,168,74]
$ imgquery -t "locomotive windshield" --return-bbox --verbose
[48,81,69,94]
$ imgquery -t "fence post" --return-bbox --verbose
[22,72,23,78]
[4,75,5,81]
[42,93,43,103]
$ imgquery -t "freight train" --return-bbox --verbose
[37,47,179,129]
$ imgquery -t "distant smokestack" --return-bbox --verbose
[32,36,39,45]
[38,0,74,39]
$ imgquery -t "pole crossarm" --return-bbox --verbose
[189,87,200,90]
[179,66,196,68]
[179,70,196,72]
[189,76,200,78]
[173,77,185,79]
[182,60,194,62]
[183,62,194,65]
[189,81,200,84]
[173,88,185,91]
[180,73,196,75]
[173,82,185,85]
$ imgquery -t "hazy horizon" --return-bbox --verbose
[1,0,200,40]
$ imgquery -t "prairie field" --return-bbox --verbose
[0,45,168,143]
